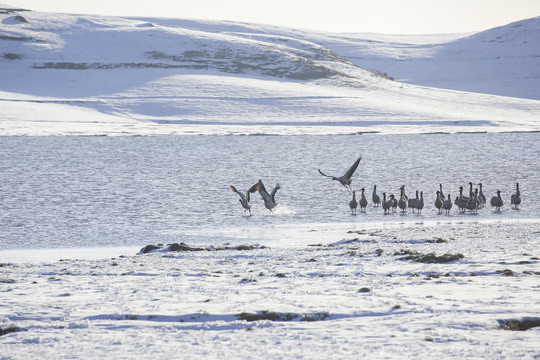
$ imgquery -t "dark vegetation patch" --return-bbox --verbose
[426,237,449,243]
[0,35,32,41]
[394,249,464,263]
[0,278,16,284]
[0,327,20,336]
[239,278,257,283]
[237,311,330,322]
[3,53,22,60]
[496,269,516,277]
[498,318,540,331]
[139,242,268,254]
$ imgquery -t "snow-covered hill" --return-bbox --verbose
[1,5,539,135]
[316,17,540,100]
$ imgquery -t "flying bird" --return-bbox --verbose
[249,179,280,212]
[318,156,362,194]
[230,185,252,215]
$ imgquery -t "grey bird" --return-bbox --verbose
[389,194,398,212]
[318,156,362,194]
[372,185,381,206]
[382,193,391,214]
[349,191,358,214]
[398,185,408,213]
[455,186,468,213]
[477,183,487,206]
[359,188,368,212]
[442,194,453,215]
[490,190,504,212]
[439,184,445,201]
[416,191,424,214]
[249,179,280,212]
[465,188,480,213]
[230,185,252,215]
[408,190,418,212]
[511,183,521,209]
[435,191,443,213]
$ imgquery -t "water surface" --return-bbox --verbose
[1,133,538,250]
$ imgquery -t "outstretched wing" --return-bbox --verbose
[249,179,271,201]
[248,179,263,194]
[231,185,248,203]
[343,156,362,180]
[270,183,280,202]
[318,169,333,178]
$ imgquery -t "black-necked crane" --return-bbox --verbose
[249,179,280,212]
[230,185,252,215]
[318,156,362,194]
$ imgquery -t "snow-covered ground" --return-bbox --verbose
[2,221,540,359]
[1,6,539,135]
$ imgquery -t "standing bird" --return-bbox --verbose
[398,185,408,213]
[408,190,418,212]
[230,185,252,215]
[417,191,424,214]
[389,194,398,212]
[442,194,453,215]
[382,193,391,214]
[477,183,487,206]
[349,191,358,214]
[435,191,443,213]
[490,190,504,212]
[511,183,521,209]
[372,185,381,206]
[466,188,480,213]
[359,188,368,212]
[439,184,445,201]
[249,180,280,212]
[318,156,362,194]
[455,186,468,213]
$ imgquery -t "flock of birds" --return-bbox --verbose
[231,156,522,216]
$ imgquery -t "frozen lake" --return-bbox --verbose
[1,133,539,251]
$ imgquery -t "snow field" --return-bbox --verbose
[1,221,540,359]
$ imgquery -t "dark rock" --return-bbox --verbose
[169,242,204,251]
[499,318,540,331]
[139,244,160,254]
[0,327,19,336]
[394,249,464,263]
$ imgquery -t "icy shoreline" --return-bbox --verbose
[2,221,539,359]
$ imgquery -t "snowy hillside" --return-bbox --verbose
[1,5,539,135]
[316,17,540,100]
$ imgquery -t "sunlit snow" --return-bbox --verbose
[1,5,540,360]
